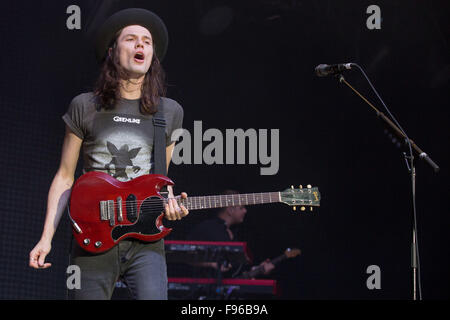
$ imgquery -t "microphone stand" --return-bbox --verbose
[332,65,440,300]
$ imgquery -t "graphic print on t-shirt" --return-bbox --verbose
[105,141,142,180]
[84,112,155,181]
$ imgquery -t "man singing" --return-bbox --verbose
[29,8,188,300]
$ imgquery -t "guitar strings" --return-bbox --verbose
[80,194,315,220]
[97,197,283,214]
[80,194,315,222]
[70,193,316,224]
[94,193,283,210]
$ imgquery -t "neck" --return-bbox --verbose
[217,214,232,228]
[120,75,144,100]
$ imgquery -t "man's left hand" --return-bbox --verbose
[164,186,189,220]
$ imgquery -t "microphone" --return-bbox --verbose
[315,63,353,77]
[419,152,440,173]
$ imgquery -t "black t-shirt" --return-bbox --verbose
[62,92,183,181]
[186,216,232,242]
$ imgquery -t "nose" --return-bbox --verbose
[135,39,144,49]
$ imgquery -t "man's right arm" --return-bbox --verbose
[29,125,82,269]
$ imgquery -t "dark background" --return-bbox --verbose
[0,0,448,300]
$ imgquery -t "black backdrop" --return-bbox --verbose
[0,0,448,300]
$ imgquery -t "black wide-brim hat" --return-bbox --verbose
[94,8,169,63]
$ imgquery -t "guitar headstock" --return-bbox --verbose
[280,185,320,211]
[284,248,301,258]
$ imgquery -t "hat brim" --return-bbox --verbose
[95,8,168,63]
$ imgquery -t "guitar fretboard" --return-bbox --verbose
[174,192,281,211]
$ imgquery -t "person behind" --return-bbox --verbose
[186,190,275,278]
[28,8,189,300]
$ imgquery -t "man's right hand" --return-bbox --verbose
[29,239,52,269]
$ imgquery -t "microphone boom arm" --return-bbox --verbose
[335,74,440,173]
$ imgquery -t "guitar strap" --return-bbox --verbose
[152,100,167,177]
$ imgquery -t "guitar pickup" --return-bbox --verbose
[117,196,123,222]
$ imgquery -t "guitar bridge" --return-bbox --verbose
[100,200,115,226]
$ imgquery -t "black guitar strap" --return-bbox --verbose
[152,101,167,177]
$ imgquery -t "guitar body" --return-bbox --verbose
[69,171,174,254]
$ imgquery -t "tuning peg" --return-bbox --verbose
[291,185,294,189]
[293,206,297,211]
[310,207,313,212]
[300,206,306,211]
[307,184,312,189]
[299,185,303,189]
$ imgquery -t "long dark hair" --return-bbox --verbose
[93,29,167,115]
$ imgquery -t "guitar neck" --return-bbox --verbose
[176,192,281,211]
[244,254,287,279]
[269,254,287,266]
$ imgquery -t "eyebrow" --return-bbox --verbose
[122,34,152,41]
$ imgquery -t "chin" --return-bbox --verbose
[127,68,147,78]
[124,62,149,75]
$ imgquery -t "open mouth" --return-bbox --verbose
[134,52,145,63]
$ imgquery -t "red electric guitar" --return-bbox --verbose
[68,171,320,253]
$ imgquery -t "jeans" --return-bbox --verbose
[68,238,168,300]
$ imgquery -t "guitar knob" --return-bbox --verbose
[95,241,102,248]
[83,239,90,246]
